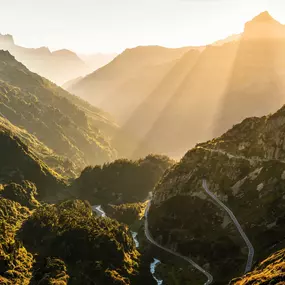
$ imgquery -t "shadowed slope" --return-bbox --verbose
[213,11,285,136]
[69,46,193,122]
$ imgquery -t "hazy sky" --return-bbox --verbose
[0,0,284,53]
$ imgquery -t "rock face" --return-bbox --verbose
[148,105,285,284]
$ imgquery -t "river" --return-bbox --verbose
[92,204,163,284]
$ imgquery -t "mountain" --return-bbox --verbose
[214,11,285,136]
[68,45,194,124]
[230,249,285,284]
[0,116,76,178]
[0,116,64,200]
[0,34,91,85]
[0,50,117,174]
[79,52,118,72]
[0,198,146,285]
[134,11,285,159]
[72,12,285,160]
[147,103,285,284]
[114,42,237,158]
[213,33,241,45]
[0,33,14,46]
[62,76,83,90]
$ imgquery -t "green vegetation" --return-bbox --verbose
[0,116,77,178]
[0,198,145,285]
[105,202,146,225]
[0,112,161,285]
[230,249,285,284]
[19,200,140,285]
[0,121,64,199]
[149,88,285,283]
[0,198,33,285]
[0,181,39,209]
[74,154,174,205]
[0,50,116,176]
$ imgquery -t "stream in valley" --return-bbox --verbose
[92,205,163,284]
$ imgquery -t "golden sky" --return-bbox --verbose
[0,0,284,53]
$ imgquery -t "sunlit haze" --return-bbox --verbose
[1,0,284,53]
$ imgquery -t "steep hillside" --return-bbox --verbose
[72,12,285,160]
[230,249,285,284]
[0,50,117,172]
[0,34,91,85]
[74,154,174,205]
[79,52,117,73]
[0,116,76,177]
[214,11,285,136]
[123,12,285,159]
[147,105,285,284]
[0,118,64,200]
[62,76,83,90]
[0,199,144,285]
[69,46,192,123]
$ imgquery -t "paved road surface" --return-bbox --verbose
[144,200,214,285]
[202,179,254,273]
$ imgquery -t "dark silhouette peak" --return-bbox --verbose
[252,11,275,22]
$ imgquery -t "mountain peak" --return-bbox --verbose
[251,11,275,22]
[243,11,285,40]
[0,33,15,47]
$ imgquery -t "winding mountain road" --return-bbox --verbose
[144,146,263,283]
[144,200,214,285]
[197,146,285,164]
[202,180,254,273]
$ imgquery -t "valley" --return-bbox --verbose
[1,6,285,285]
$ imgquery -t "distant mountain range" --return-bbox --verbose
[0,10,285,285]
[69,11,285,160]
[0,34,116,85]
[68,45,200,124]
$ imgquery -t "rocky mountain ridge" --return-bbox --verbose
[0,34,116,85]
[148,102,285,283]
